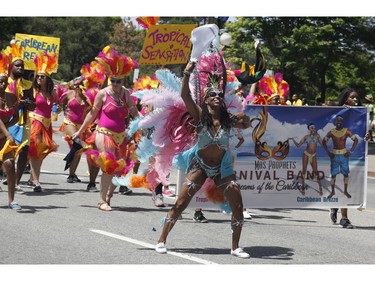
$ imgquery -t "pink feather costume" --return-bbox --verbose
[125,60,244,193]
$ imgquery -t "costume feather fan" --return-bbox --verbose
[135,137,159,163]
[127,116,143,138]
[127,69,196,189]
[155,69,181,93]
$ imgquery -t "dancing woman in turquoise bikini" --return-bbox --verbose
[155,52,253,258]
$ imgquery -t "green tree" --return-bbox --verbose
[24,17,119,81]
[1,17,119,81]
[225,17,375,102]
[0,17,24,47]
[109,17,148,86]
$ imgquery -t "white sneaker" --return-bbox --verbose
[15,185,25,194]
[154,194,165,207]
[231,248,250,259]
[155,242,167,254]
[243,210,252,219]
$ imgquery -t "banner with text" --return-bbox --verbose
[14,33,60,72]
[184,105,368,209]
[139,24,197,65]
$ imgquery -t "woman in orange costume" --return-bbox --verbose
[28,51,58,192]
[72,46,140,211]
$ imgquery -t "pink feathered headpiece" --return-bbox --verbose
[191,50,228,104]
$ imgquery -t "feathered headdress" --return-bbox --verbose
[80,60,106,89]
[133,75,159,91]
[95,45,138,79]
[135,16,159,29]
[190,49,228,104]
[0,51,10,77]
[258,72,289,101]
[33,51,58,77]
[3,44,24,63]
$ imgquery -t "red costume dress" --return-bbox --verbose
[28,92,58,160]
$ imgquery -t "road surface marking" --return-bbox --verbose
[90,229,218,264]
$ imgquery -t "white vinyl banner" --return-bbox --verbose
[178,105,368,210]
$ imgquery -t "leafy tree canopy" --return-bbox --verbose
[225,17,375,103]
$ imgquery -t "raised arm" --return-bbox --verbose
[181,61,201,123]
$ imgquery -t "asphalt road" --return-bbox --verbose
[1,116,374,280]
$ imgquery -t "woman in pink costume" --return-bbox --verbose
[0,51,22,209]
[72,46,140,211]
[59,61,105,190]
[58,83,91,183]
[28,51,58,192]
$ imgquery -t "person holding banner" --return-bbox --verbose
[155,53,253,258]
[27,51,59,192]
[322,88,361,229]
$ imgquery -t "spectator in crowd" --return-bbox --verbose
[291,94,302,106]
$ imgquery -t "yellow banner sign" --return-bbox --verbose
[14,33,60,72]
[139,24,197,65]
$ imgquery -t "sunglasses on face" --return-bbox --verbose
[36,75,46,80]
[207,91,224,98]
[110,78,123,84]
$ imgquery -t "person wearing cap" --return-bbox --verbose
[0,51,22,209]
[364,93,374,142]
[72,45,140,211]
